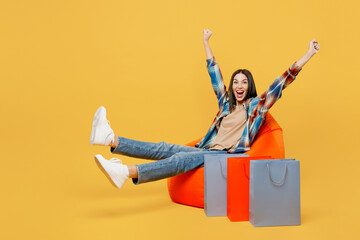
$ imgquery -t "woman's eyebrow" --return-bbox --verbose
[234,78,248,81]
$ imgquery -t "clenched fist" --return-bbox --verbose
[309,39,320,54]
[203,29,212,43]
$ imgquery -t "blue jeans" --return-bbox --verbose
[110,136,227,184]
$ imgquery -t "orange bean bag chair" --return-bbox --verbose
[167,112,285,208]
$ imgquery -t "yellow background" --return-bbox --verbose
[1,0,359,239]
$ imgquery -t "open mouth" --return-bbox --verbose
[236,90,244,99]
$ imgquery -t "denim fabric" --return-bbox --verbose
[111,136,227,184]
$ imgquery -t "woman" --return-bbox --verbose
[90,29,320,189]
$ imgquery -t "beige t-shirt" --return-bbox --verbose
[210,104,247,151]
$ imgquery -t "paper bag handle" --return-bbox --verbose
[266,163,287,185]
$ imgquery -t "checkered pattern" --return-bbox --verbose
[195,56,302,153]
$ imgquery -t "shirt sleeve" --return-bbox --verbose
[254,62,302,116]
[206,56,228,110]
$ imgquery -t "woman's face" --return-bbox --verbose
[232,73,249,105]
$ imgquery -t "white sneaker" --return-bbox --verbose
[94,154,129,189]
[90,106,115,146]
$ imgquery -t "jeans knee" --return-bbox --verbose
[175,152,204,174]
[157,141,170,149]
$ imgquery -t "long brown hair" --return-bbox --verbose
[228,69,257,112]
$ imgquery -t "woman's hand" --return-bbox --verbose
[294,39,320,69]
[308,39,320,55]
[203,28,214,60]
[203,29,213,43]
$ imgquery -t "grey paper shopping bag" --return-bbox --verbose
[249,159,300,227]
[204,153,248,217]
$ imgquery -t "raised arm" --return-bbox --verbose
[294,39,320,69]
[254,39,320,116]
[203,29,214,60]
[203,29,228,110]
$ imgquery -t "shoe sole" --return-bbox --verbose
[90,107,105,145]
[94,155,119,189]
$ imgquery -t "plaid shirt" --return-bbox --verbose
[195,56,302,153]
